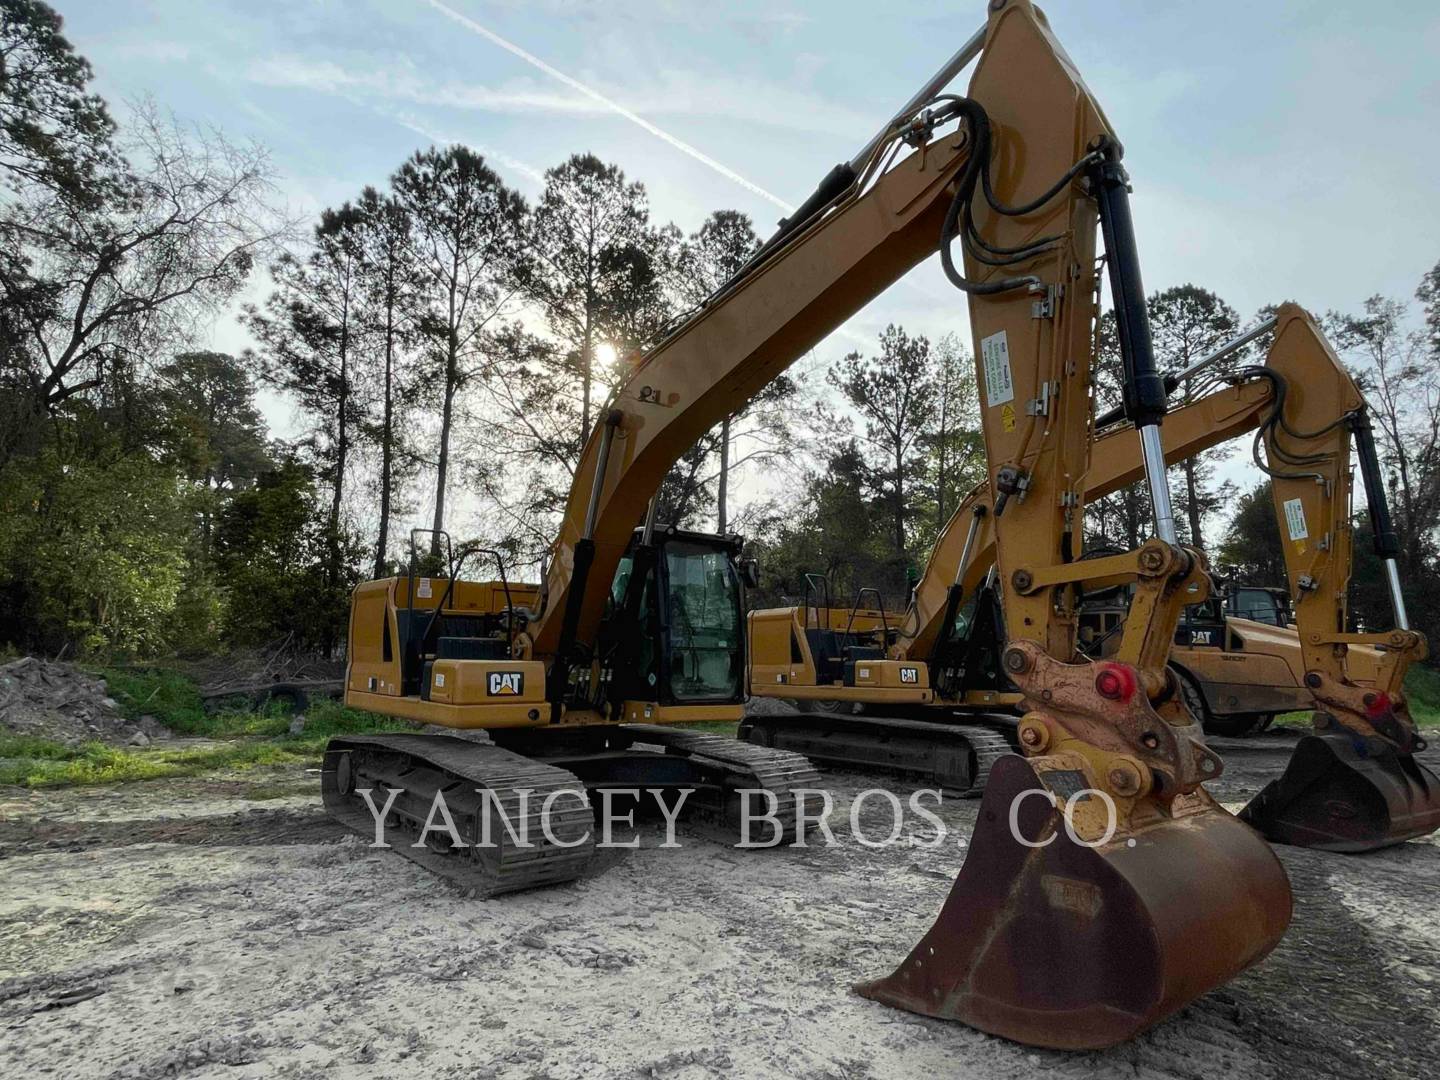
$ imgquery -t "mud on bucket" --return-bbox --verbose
[856,754,1293,1050]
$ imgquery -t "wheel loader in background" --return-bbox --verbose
[1114,579,1378,738]
[746,305,1440,850]
[329,0,1292,1050]
[1133,581,1304,737]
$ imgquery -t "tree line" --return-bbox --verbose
[3,1,1439,662]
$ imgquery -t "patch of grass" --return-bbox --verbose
[0,689,412,789]
[0,738,311,788]
[1269,665,1440,732]
[281,698,411,753]
[201,701,294,738]
[0,733,80,760]
[87,665,211,734]
[1403,665,1440,729]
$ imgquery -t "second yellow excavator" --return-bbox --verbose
[745,305,1440,851]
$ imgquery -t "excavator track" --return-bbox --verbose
[619,724,824,841]
[322,733,595,895]
[739,711,1015,796]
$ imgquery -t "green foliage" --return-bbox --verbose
[828,324,937,561]
[911,333,985,556]
[169,576,226,657]
[0,450,193,655]
[89,664,209,733]
[0,0,120,207]
[0,737,305,787]
[0,733,75,760]
[1272,666,1440,731]
[154,352,271,493]
[749,442,901,606]
[1216,481,1286,584]
[1402,664,1440,728]
[212,458,361,651]
[280,698,411,752]
[0,682,410,788]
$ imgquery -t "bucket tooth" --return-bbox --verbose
[1239,732,1440,852]
[856,753,1292,1050]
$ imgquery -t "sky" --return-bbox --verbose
[53,0,1440,539]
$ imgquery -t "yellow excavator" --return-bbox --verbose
[743,318,1305,754]
[746,306,1440,851]
[328,0,1290,1050]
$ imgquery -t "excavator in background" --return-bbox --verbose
[746,304,1440,850]
[1082,307,1437,849]
[745,311,1302,783]
[328,0,1291,1050]
[1227,313,1438,849]
[1115,577,1379,738]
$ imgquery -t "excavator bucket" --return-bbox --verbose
[857,754,1292,1050]
[1239,731,1440,851]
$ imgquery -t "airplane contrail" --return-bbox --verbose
[420,0,794,213]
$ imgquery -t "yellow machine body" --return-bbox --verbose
[346,577,549,728]
[746,606,933,706]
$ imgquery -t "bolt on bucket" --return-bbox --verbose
[856,753,1292,1050]
[1239,731,1440,852]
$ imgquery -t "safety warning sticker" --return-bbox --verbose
[981,330,1015,407]
[1283,498,1308,541]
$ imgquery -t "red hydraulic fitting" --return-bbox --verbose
[1095,664,1135,703]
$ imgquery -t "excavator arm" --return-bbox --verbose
[1238,308,1440,848]
[850,1,1290,1049]
[887,299,1438,849]
[898,365,1277,662]
[1256,308,1427,739]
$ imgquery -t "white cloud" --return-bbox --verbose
[242,54,607,116]
[239,48,868,138]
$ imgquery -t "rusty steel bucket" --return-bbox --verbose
[1239,731,1440,852]
[856,754,1293,1050]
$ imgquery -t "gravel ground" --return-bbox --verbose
[0,729,1437,1080]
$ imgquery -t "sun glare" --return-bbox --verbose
[593,342,619,369]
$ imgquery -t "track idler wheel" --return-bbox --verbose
[1239,731,1440,851]
[856,753,1292,1050]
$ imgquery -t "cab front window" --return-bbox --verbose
[663,542,742,702]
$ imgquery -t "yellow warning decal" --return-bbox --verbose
[1001,403,1017,432]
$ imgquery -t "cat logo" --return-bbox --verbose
[487,671,525,696]
[900,666,919,684]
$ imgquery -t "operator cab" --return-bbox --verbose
[600,527,748,710]
[1225,585,1292,628]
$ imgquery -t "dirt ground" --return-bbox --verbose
[1,730,1437,1080]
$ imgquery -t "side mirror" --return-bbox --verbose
[740,558,761,589]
